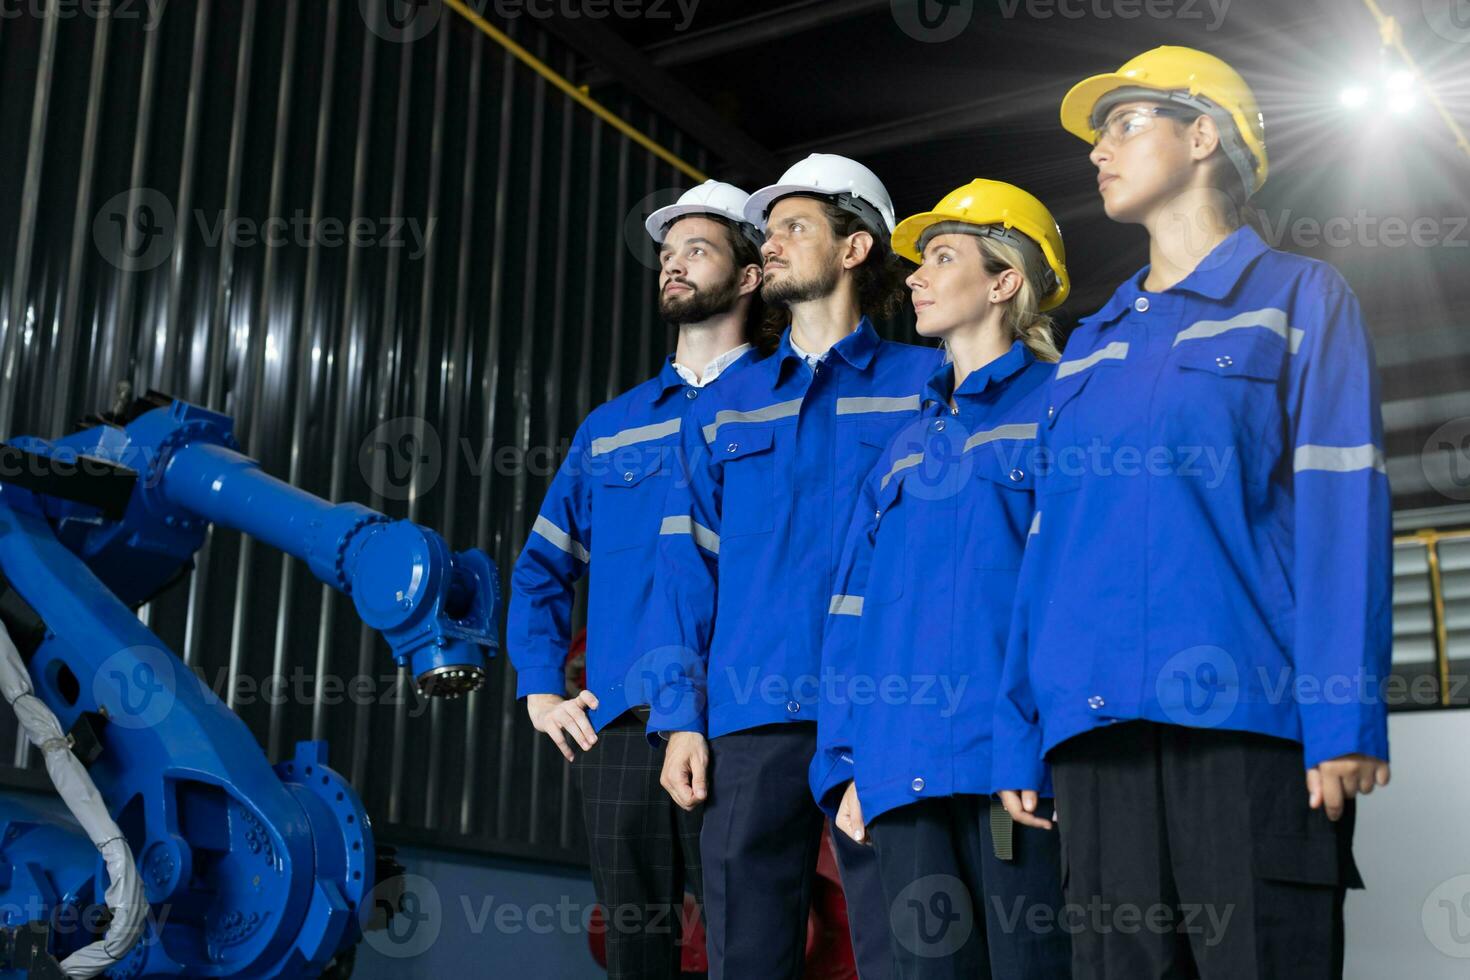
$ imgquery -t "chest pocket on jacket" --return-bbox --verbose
[716,425,777,537]
[1038,366,1105,496]
[596,449,667,554]
[1170,334,1288,487]
[969,448,1035,569]
[866,476,906,605]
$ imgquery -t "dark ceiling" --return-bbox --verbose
[544,0,1470,509]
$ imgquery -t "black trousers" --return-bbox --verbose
[575,708,704,980]
[700,722,893,980]
[1050,721,1362,980]
[868,795,1072,979]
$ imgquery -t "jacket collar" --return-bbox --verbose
[1083,225,1273,329]
[923,339,1034,406]
[774,316,881,385]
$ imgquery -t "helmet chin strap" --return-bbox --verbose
[1091,86,1261,197]
[917,220,1061,299]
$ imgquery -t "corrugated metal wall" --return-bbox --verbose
[0,0,713,863]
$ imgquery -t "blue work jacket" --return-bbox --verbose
[507,350,759,732]
[643,318,944,738]
[992,226,1393,793]
[810,341,1054,821]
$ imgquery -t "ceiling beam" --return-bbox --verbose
[538,13,780,183]
[580,0,889,88]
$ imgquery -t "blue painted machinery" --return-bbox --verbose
[0,392,501,977]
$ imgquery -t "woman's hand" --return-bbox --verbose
[1307,754,1390,821]
[526,691,600,761]
[836,780,869,844]
[998,789,1054,830]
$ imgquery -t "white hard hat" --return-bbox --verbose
[646,179,764,249]
[744,153,896,236]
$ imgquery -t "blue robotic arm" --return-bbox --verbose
[0,393,501,977]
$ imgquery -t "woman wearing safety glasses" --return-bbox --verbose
[811,179,1073,978]
[994,46,1392,979]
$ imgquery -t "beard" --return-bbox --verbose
[660,273,743,325]
[760,255,840,308]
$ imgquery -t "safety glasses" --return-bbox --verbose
[1091,105,1197,149]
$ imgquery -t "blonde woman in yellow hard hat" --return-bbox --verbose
[993,46,1392,979]
[810,179,1073,977]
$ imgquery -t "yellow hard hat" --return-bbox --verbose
[1059,46,1268,194]
[892,179,1071,311]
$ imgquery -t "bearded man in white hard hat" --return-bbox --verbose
[507,180,766,980]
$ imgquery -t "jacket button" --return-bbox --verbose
[911,777,925,792]
[1009,468,1024,482]
[950,407,959,416]
[623,472,634,482]
[1047,405,1055,419]
[686,388,698,399]
[786,700,801,714]
[726,443,738,453]
[1134,296,1150,313]
[934,420,946,432]
[1087,695,1106,709]
[874,509,882,520]
[1216,355,1233,368]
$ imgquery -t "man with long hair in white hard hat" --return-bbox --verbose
[642,153,941,979]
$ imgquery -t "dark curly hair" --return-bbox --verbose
[758,198,908,349]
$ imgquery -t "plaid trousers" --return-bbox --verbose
[576,707,704,980]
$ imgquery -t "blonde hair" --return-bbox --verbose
[974,236,1062,363]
